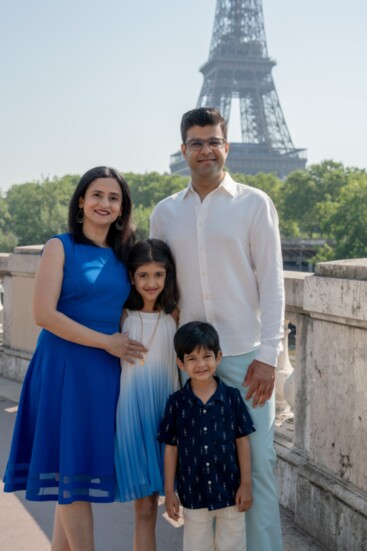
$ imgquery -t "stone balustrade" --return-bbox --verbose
[0,246,42,380]
[0,246,366,550]
[276,261,367,550]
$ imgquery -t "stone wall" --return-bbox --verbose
[1,247,367,548]
[0,246,41,381]
[276,260,367,551]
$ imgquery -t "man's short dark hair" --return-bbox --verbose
[174,321,221,361]
[180,107,228,143]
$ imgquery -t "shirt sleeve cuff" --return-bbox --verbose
[255,341,283,368]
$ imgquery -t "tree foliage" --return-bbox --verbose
[126,172,187,209]
[0,195,18,251]
[1,162,366,264]
[317,171,367,260]
[5,175,78,246]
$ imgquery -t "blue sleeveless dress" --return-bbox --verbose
[3,233,130,504]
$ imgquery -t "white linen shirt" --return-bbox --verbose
[150,173,284,367]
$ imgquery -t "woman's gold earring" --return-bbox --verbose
[115,216,123,230]
[76,208,84,224]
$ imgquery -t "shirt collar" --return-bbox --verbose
[183,376,228,404]
[181,172,238,200]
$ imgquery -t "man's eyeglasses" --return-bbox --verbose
[184,138,227,151]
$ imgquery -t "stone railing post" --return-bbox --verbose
[278,260,367,550]
[0,245,42,381]
[275,318,294,414]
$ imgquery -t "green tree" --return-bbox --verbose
[3,163,366,262]
[6,175,78,245]
[280,161,350,239]
[231,171,282,210]
[321,171,367,260]
[126,172,187,208]
[132,204,152,240]
[0,194,18,251]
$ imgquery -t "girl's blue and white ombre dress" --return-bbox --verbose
[114,309,179,502]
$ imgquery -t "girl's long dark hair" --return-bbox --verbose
[68,166,135,260]
[124,239,179,314]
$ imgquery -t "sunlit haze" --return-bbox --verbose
[0,0,366,190]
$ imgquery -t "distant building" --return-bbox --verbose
[282,238,328,272]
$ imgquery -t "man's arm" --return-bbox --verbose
[244,195,284,406]
[164,444,180,521]
[149,206,163,240]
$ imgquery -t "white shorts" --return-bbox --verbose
[183,505,246,551]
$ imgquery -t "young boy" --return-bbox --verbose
[157,321,255,551]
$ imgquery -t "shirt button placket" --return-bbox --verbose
[196,202,212,321]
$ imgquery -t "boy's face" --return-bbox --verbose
[177,346,222,383]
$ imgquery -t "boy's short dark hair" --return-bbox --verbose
[180,107,228,143]
[174,321,221,362]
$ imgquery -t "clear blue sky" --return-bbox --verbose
[0,0,366,190]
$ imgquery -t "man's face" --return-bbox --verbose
[181,124,229,180]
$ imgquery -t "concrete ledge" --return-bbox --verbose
[13,245,43,255]
[8,248,42,276]
[316,259,367,281]
[275,437,367,551]
[304,275,367,324]
[0,347,32,382]
[284,271,312,312]
[0,253,10,276]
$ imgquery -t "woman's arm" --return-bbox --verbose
[33,238,146,362]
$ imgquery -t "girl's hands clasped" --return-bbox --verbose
[106,332,147,364]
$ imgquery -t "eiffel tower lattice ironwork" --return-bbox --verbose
[170,0,306,178]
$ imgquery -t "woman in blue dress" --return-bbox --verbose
[3,166,146,551]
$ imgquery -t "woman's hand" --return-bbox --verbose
[105,332,147,364]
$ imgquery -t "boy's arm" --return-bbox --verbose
[235,435,253,512]
[164,444,180,521]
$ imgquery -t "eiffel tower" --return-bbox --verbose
[170,0,306,178]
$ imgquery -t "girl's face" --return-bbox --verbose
[131,262,166,311]
[79,177,122,230]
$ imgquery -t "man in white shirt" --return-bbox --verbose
[150,107,284,551]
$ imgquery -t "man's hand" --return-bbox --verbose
[243,359,275,407]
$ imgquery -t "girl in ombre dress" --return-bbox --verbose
[115,238,180,551]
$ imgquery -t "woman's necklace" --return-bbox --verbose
[138,311,161,366]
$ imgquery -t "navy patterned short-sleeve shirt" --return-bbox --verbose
[157,376,255,510]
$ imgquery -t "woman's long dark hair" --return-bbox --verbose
[68,166,134,260]
[124,239,179,314]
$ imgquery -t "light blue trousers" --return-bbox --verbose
[217,351,283,551]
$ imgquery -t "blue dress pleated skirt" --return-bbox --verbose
[3,233,130,504]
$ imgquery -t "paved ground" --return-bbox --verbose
[0,376,326,550]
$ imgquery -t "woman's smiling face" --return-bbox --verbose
[79,177,122,229]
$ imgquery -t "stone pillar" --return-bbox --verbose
[291,259,367,550]
[0,246,42,381]
[275,318,294,414]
